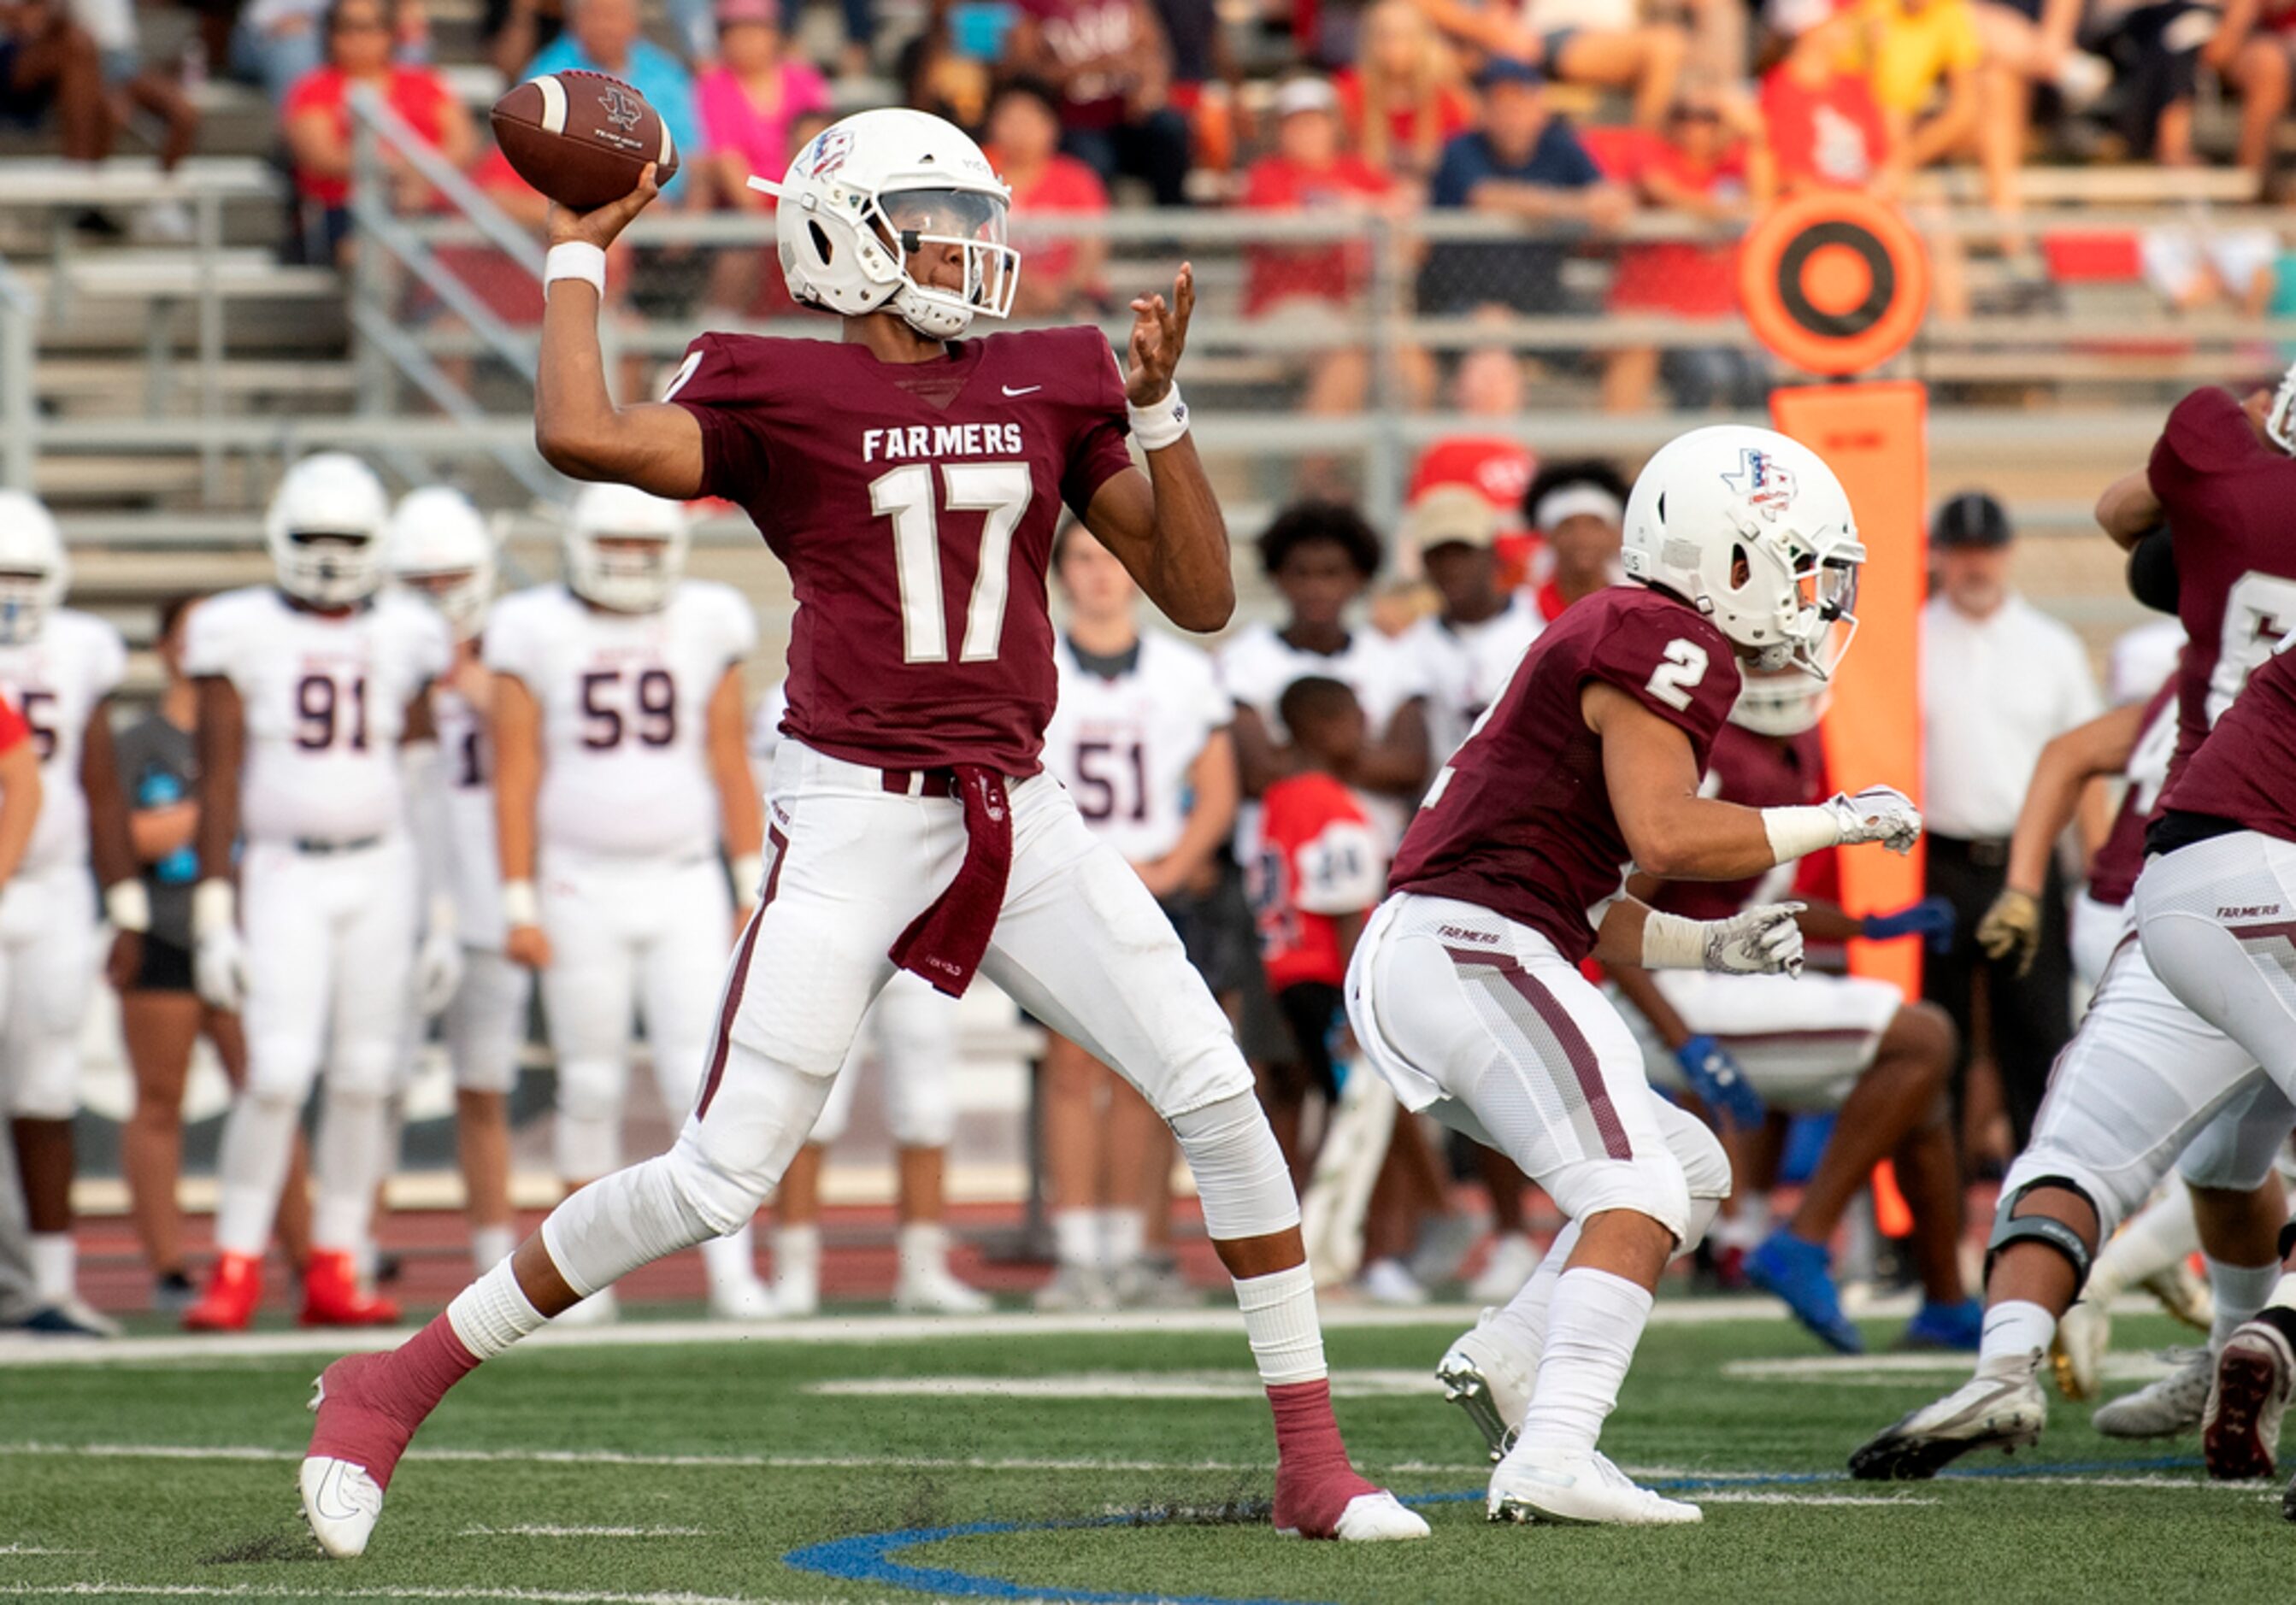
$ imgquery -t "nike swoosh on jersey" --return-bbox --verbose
[1002,385,1042,397]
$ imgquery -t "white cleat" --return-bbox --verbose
[1360,1258,1429,1307]
[1488,1446,1700,1526]
[2051,1298,2107,1401]
[1437,1312,1538,1462]
[553,1287,619,1327]
[772,1271,821,1319]
[1033,1263,1116,1313]
[1331,1490,1432,1541]
[893,1265,992,1315]
[1850,1369,2046,1479]
[1467,1233,1544,1304]
[2142,1262,2214,1332]
[2093,1347,2211,1439]
[709,1274,781,1322]
[300,1455,382,1559]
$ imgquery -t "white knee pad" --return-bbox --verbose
[244,1038,322,1106]
[1652,1099,1730,1255]
[1554,1151,1693,1245]
[541,1153,722,1297]
[555,1055,628,1179]
[2178,1086,2296,1194]
[670,1046,842,1232]
[1168,1091,1301,1241]
[327,1036,402,1102]
[5,1034,79,1120]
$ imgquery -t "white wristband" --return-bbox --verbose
[1762,805,1844,866]
[1640,909,1708,971]
[503,879,540,928]
[544,242,607,300]
[104,879,151,935]
[731,853,766,908]
[191,877,235,939]
[1127,380,1189,451]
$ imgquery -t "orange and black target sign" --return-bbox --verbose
[1739,191,1929,376]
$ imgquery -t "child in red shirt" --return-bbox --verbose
[1251,675,1388,1103]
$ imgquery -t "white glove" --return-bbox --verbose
[413,927,465,1015]
[191,879,248,1012]
[1703,901,1807,977]
[1826,786,1923,855]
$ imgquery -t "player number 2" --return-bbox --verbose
[1643,638,1710,712]
[870,462,1035,666]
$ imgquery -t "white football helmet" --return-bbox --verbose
[0,490,68,647]
[1622,425,1865,679]
[386,486,496,643]
[749,109,1019,340]
[564,483,686,614]
[1730,667,1833,737]
[266,453,390,608]
[2265,356,2296,455]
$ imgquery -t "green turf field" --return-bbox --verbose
[0,1302,2282,1604]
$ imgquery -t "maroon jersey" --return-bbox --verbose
[2087,676,2180,908]
[1389,586,1741,962]
[2162,640,2296,844]
[668,325,1135,774]
[2149,387,2296,781]
[1653,723,1827,921]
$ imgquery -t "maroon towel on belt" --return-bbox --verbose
[890,766,1013,997]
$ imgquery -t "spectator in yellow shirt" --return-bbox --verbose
[1860,0,2026,256]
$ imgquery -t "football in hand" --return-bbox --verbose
[490,71,680,211]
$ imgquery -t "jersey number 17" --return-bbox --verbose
[871,462,1035,666]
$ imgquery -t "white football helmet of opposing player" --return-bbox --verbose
[0,489,68,647]
[1622,425,1866,679]
[564,483,686,614]
[1729,666,1833,737]
[748,108,1019,340]
[386,486,497,643]
[266,452,391,608]
[2265,356,2296,455]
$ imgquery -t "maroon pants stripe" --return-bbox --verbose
[696,826,784,1120]
[1445,944,1632,1161]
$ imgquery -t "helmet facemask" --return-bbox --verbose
[0,567,59,646]
[874,186,1018,338]
[1729,665,1834,736]
[397,566,490,642]
[569,532,680,613]
[280,531,384,608]
[1711,522,1865,680]
[2267,357,2296,456]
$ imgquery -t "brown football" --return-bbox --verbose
[490,71,680,212]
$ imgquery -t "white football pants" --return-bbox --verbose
[0,860,99,1120]
[2137,830,2296,1107]
[808,969,959,1149]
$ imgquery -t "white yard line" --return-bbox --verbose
[806,1370,1439,1400]
[1697,1492,1940,1506]
[0,1442,1304,1473]
[1,1588,823,1604]
[459,1526,716,1538]
[1722,1352,2179,1385]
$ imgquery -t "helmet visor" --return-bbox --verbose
[877,186,1019,319]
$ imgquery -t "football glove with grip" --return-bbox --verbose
[412,927,465,1016]
[1827,786,1923,855]
[191,879,249,1013]
[1975,887,2043,977]
[1677,1034,1765,1129]
[1705,902,1807,977]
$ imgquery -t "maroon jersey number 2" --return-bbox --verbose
[868,462,1035,665]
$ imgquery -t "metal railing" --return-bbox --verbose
[0,257,36,491]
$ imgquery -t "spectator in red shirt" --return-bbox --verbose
[1406,347,1540,585]
[282,0,474,264]
[1335,0,1476,185]
[1600,87,1774,411]
[1004,0,1192,205]
[985,76,1113,317]
[1757,0,1893,194]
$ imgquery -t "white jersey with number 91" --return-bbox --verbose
[1041,632,1233,865]
[484,582,757,861]
[184,587,450,844]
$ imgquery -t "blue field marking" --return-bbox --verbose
[780,1454,2209,1601]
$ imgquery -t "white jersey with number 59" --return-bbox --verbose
[485,582,756,861]
[184,587,450,845]
[0,608,127,873]
[1042,632,1233,864]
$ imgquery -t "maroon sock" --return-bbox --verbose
[374,1314,481,1425]
[1268,1376,1351,1472]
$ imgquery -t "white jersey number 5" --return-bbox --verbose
[1644,638,1710,712]
[871,462,1035,666]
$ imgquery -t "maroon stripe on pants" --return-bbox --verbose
[696,826,783,1120]
[1444,944,1631,1161]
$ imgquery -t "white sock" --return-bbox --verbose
[28,1232,72,1304]
[2090,1188,2198,1302]
[897,1220,945,1279]
[1977,1299,2055,1379]
[213,1091,302,1257]
[312,1087,390,1252]
[1233,1262,1328,1385]
[1052,1208,1098,1269]
[471,1225,518,1273]
[1513,1267,1651,1457]
[1100,1208,1145,1271]
[702,1225,761,1293]
[2208,1257,2283,1351]
[1486,1219,1576,1361]
[774,1224,821,1290]
[445,1255,548,1358]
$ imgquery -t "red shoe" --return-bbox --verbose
[183,1251,263,1332]
[299,1249,401,1328]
